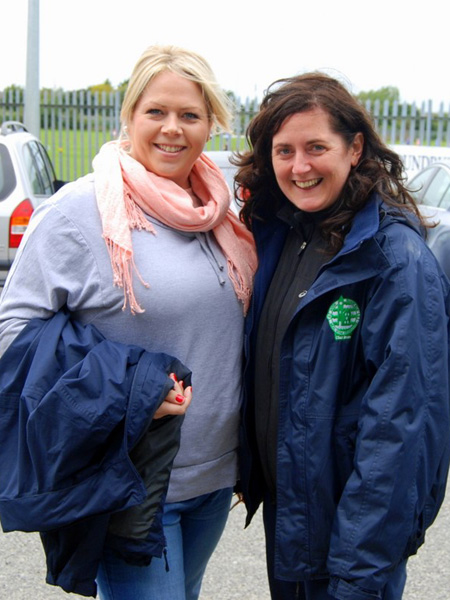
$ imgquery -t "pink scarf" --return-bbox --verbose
[93,141,257,314]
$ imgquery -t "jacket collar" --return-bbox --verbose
[249,195,389,319]
[252,194,382,271]
[338,195,380,255]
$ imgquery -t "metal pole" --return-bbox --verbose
[24,0,40,136]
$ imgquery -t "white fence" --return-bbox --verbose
[2,89,450,182]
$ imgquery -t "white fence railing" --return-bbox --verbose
[2,89,450,182]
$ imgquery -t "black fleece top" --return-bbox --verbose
[254,203,332,500]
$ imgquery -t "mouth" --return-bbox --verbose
[293,177,322,190]
[155,144,185,153]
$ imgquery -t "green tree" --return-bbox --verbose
[117,79,129,94]
[1,85,25,123]
[357,86,400,104]
[88,79,114,94]
[1,84,24,96]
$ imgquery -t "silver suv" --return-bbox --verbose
[0,121,63,284]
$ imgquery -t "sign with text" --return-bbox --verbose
[392,145,450,178]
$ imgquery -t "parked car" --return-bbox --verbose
[0,121,64,284]
[205,150,241,214]
[409,163,450,279]
[408,162,450,209]
[205,150,237,189]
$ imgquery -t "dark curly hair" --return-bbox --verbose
[233,72,426,252]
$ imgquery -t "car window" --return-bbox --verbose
[37,143,58,186]
[409,167,438,205]
[423,168,450,210]
[0,143,17,201]
[22,141,54,196]
[440,187,450,210]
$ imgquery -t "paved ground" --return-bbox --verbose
[0,485,449,599]
[0,287,448,599]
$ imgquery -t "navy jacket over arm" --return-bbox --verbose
[0,308,190,597]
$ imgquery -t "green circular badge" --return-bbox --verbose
[326,296,361,341]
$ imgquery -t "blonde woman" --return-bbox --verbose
[0,45,256,600]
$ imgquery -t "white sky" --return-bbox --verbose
[2,0,450,108]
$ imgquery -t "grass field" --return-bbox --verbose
[41,129,248,183]
[41,128,117,182]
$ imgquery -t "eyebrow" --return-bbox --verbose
[143,100,205,112]
[272,138,327,148]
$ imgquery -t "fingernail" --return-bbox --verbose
[171,373,178,382]
[175,394,185,404]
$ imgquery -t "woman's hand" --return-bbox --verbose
[153,373,193,419]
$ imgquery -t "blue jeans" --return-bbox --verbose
[97,487,233,600]
[263,498,407,600]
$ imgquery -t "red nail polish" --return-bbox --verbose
[175,394,185,404]
[172,373,178,382]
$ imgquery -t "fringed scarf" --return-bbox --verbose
[93,141,257,314]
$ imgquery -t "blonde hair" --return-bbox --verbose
[120,45,232,136]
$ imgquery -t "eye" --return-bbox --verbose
[273,146,292,157]
[183,112,200,121]
[147,108,163,116]
[310,144,326,153]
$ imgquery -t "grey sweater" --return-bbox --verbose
[0,174,244,503]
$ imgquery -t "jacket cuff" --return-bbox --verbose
[328,577,381,600]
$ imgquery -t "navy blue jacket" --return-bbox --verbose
[0,308,190,597]
[240,196,450,600]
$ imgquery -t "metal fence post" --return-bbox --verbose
[2,92,450,182]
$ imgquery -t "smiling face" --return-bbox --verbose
[271,108,363,212]
[127,70,211,188]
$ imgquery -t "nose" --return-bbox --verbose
[291,151,311,174]
[162,114,182,135]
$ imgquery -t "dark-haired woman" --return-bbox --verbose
[235,73,450,600]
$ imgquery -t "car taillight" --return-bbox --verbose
[9,199,34,248]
